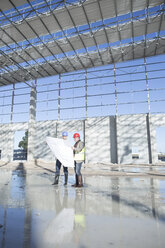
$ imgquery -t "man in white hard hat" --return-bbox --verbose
[52,131,69,186]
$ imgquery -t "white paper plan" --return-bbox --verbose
[46,136,74,167]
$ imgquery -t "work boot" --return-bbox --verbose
[64,173,68,186]
[77,175,83,187]
[52,174,59,185]
[71,175,78,187]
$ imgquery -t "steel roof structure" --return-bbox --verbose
[0,0,165,86]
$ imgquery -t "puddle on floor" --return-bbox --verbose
[0,168,165,248]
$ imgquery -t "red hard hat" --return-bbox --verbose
[73,133,80,138]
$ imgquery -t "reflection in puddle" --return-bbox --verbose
[0,169,165,248]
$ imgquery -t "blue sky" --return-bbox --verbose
[0,53,165,122]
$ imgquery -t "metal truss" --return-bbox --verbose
[0,0,164,85]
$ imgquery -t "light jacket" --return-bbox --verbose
[74,140,85,162]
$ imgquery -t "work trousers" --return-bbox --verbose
[74,161,82,176]
[55,159,68,175]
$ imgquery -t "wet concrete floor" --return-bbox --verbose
[0,166,165,248]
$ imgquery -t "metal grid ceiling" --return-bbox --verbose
[1,37,164,84]
[0,0,165,85]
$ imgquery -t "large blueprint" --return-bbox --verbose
[46,137,74,167]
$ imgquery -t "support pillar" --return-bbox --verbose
[146,113,152,164]
[144,57,151,113]
[83,119,87,163]
[110,116,118,163]
[10,83,15,123]
[27,80,37,161]
[58,74,61,121]
[113,64,118,164]
[147,114,158,164]
[114,63,118,116]
[85,69,87,119]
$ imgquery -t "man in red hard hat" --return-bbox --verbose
[72,133,85,187]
